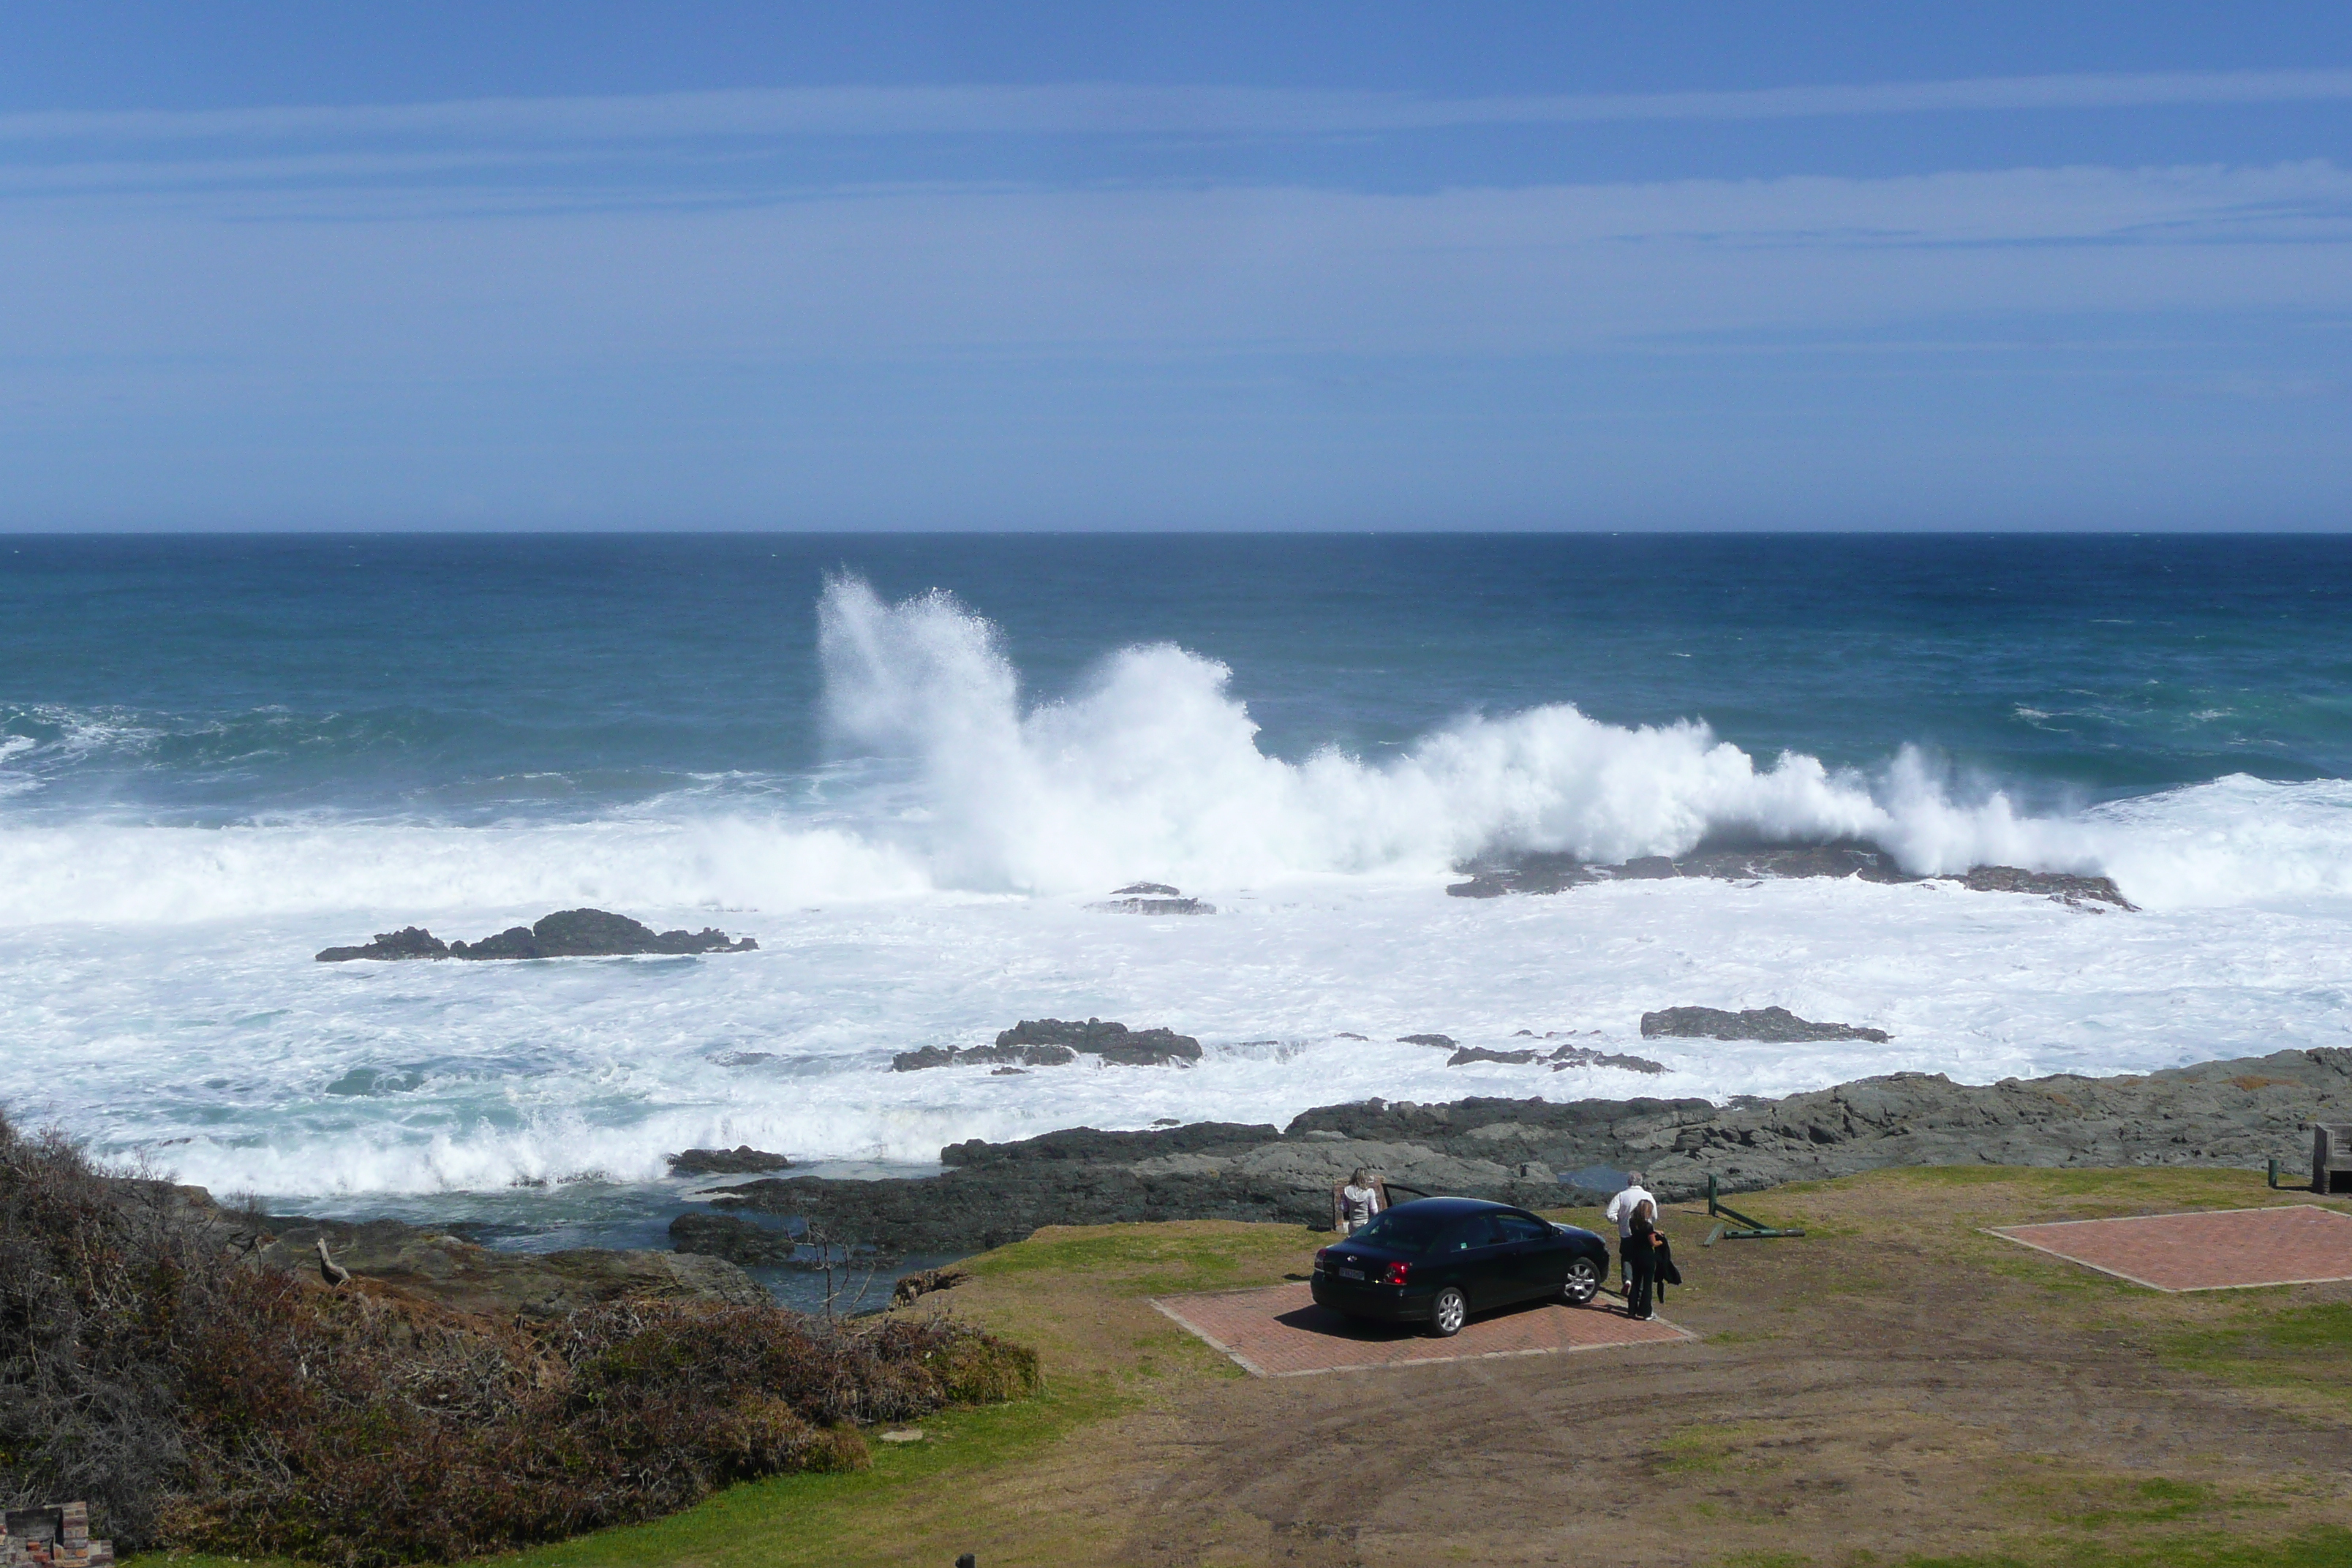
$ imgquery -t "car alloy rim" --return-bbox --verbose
[1438,1292,1463,1331]
[1567,1261,1597,1301]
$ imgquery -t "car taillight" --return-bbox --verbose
[1382,1260,1410,1286]
[1313,1247,1331,1270]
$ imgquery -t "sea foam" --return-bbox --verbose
[4,578,2351,924]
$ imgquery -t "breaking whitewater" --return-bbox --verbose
[4,577,2350,1208]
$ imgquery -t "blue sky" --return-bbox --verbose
[4,2,2350,530]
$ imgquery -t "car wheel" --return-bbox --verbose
[1429,1286,1467,1338]
[1559,1256,1600,1306]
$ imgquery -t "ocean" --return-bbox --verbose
[4,532,2349,1275]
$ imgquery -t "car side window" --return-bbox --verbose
[1496,1213,1550,1243]
[1439,1217,1497,1251]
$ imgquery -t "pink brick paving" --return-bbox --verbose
[1989,1205,2352,1292]
[1152,1282,1694,1377]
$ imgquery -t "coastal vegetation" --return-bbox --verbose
[0,1113,1036,1567]
[10,1102,2348,1567]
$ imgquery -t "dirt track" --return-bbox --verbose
[937,1169,2352,1567]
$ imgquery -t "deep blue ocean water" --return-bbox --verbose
[7,532,2349,827]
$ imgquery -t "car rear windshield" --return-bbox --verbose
[1349,1209,1452,1254]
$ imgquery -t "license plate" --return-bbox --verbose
[1338,1267,1365,1281]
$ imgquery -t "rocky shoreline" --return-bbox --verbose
[671,1047,2349,1259]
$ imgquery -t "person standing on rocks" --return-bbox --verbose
[1605,1171,1659,1314]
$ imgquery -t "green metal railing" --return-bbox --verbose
[1701,1172,1806,1245]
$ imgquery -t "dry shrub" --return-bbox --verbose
[0,1113,1039,1567]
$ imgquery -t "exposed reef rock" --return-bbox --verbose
[1090,897,1214,915]
[1444,1041,1669,1072]
[1397,1034,1458,1048]
[1112,882,1181,897]
[1959,865,2136,909]
[667,1210,799,1266]
[313,926,448,962]
[1446,845,2130,911]
[317,908,757,962]
[894,1019,1202,1071]
[997,1018,1204,1066]
[1641,1006,1892,1044]
[666,1145,792,1175]
[244,1209,769,1319]
[688,1049,2352,1254]
[892,1043,1078,1072]
[1546,1044,1669,1074]
[1448,1046,1541,1066]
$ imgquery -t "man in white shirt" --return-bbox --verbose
[1603,1172,1659,1311]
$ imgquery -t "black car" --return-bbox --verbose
[1311,1196,1610,1337]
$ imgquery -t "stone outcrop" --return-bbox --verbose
[1546,1044,1668,1074]
[1089,897,1214,915]
[1959,865,2135,909]
[995,1019,1203,1066]
[247,1211,769,1319]
[892,1043,1078,1072]
[684,1049,2352,1254]
[1446,845,2130,910]
[317,908,756,962]
[313,926,448,962]
[667,1211,798,1267]
[1640,1006,1891,1044]
[666,1145,791,1175]
[1450,1042,1669,1073]
[892,1019,1202,1071]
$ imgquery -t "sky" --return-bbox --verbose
[2,2,2350,531]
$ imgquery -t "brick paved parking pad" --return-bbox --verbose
[1989,1204,2352,1292]
[1152,1281,1694,1377]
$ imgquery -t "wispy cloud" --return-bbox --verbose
[4,69,2351,150]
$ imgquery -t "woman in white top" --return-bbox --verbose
[1340,1168,1384,1234]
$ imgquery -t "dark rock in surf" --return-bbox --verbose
[314,926,449,962]
[1640,1006,1891,1044]
[1452,844,1912,897]
[668,1211,798,1267]
[1961,866,2135,910]
[995,1018,1202,1066]
[1397,1034,1457,1049]
[1548,1044,1668,1074]
[1446,853,1602,897]
[1448,845,2136,912]
[892,1042,1079,1072]
[451,908,758,959]
[1112,882,1182,897]
[666,1145,792,1175]
[1448,1047,1541,1066]
[318,908,757,962]
[1090,897,1215,915]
